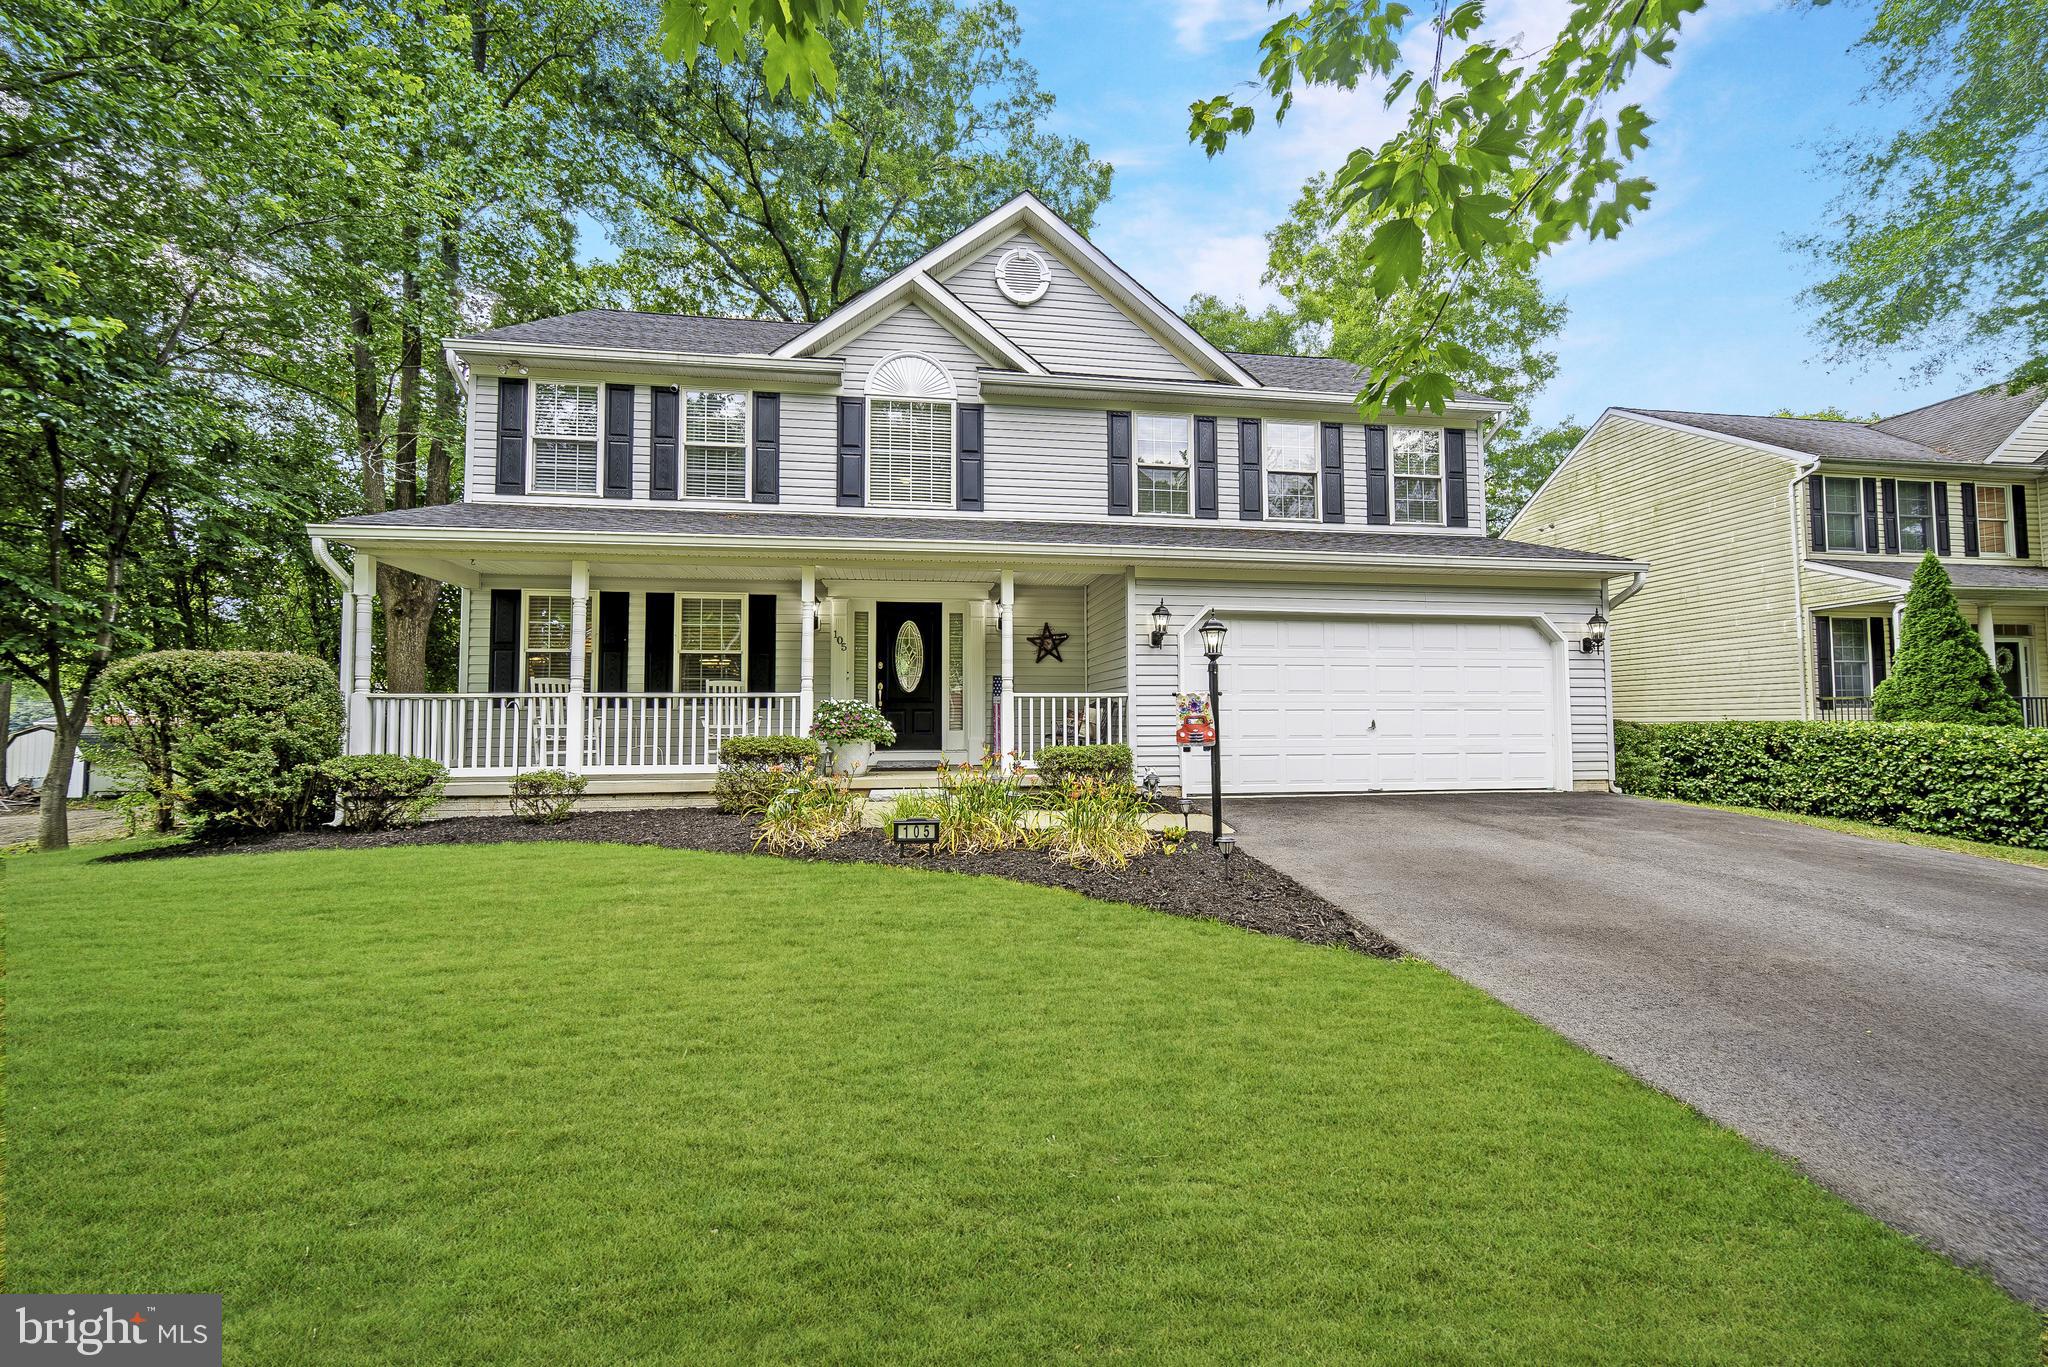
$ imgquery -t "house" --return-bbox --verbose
[308,194,1642,798]
[1507,386,2048,725]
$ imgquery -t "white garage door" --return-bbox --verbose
[1183,615,1559,795]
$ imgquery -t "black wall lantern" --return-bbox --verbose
[1149,599,1174,648]
[1581,608,1608,655]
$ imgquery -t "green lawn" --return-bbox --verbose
[4,843,2034,1364]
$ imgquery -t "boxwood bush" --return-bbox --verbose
[325,754,448,831]
[510,768,587,824]
[1034,743,1133,788]
[1614,720,2048,848]
[90,651,342,834]
[714,735,820,814]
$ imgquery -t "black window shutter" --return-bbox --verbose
[495,377,527,495]
[746,594,777,693]
[597,591,628,690]
[1961,481,1980,555]
[1880,478,1899,554]
[1934,481,1950,554]
[489,588,521,691]
[650,387,679,500]
[1193,416,1218,519]
[1444,429,1468,528]
[837,397,866,507]
[1366,424,1390,525]
[603,385,634,499]
[2014,486,2031,559]
[1869,616,1889,689]
[1106,411,1132,516]
[1861,477,1880,553]
[643,593,674,692]
[752,393,780,504]
[956,404,984,511]
[1814,614,1834,707]
[1237,419,1262,520]
[1322,422,1347,524]
[1808,474,1827,549]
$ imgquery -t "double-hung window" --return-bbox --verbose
[1135,414,1192,516]
[1830,618,1872,700]
[868,399,954,507]
[1977,485,2012,554]
[1264,421,1319,521]
[686,391,749,499]
[530,382,601,494]
[1895,480,1935,553]
[1822,476,1865,552]
[524,593,589,686]
[1391,428,1443,524]
[677,596,744,691]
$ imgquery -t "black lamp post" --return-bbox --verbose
[1199,614,1228,845]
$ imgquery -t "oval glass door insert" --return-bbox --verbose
[893,620,926,692]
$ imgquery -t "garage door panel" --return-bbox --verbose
[1187,613,1559,795]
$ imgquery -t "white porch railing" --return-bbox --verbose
[1012,692,1128,766]
[363,692,802,776]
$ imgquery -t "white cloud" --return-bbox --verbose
[1164,0,1271,54]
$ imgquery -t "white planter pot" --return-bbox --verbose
[828,740,876,776]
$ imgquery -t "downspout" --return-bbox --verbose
[1787,458,1821,719]
[310,536,354,828]
[1600,571,1645,790]
[1609,569,1647,611]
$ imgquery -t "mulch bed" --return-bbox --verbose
[103,808,1400,959]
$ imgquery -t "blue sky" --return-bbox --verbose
[1009,0,1985,429]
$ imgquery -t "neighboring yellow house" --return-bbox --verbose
[1507,386,2048,725]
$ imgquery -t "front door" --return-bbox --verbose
[1994,636,2028,699]
[875,601,943,750]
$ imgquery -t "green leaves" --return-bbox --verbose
[1366,217,1426,291]
[658,0,867,97]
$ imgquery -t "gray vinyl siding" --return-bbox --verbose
[941,228,1205,382]
[1084,572,1129,691]
[1128,573,1608,787]
[836,302,987,399]
[1008,586,1088,692]
[464,374,501,502]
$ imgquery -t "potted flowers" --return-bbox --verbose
[809,698,896,776]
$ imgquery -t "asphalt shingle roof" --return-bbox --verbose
[1618,408,1981,466]
[460,310,812,355]
[1873,385,2048,462]
[322,502,1629,565]
[1808,558,2048,590]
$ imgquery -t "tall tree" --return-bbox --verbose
[1798,0,2047,390]
[590,0,1111,321]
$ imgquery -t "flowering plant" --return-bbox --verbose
[808,698,896,746]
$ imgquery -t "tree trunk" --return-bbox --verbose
[378,565,440,694]
[38,714,77,852]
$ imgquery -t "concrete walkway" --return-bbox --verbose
[1231,792,2048,1304]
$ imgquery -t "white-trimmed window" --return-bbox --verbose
[1264,420,1319,521]
[1135,414,1192,516]
[1822,476,1865,552]
[686,390,749,499]
[1830,618,1871,700]
[523,592,590,686]
[1977,485,2012,554]
[1895,480,1935,553]
[1391,427,1443,525]
[677,596,744,691]
[530,382,601,494]
[867,400,954,507]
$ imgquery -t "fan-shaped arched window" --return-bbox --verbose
[865,353,956,507]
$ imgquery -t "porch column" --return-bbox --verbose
[998,570,1016,773]
[799,568,817,736]
[347,553,376,753]
[1979,604,1997,664]
[566,560,589,771]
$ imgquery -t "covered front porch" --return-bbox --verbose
[318,539,1133,791]
[1807,569,2048,725]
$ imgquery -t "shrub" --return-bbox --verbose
[808,698,895,747]
[923,757,1033,854]
[510,768,586,824]
[1035,742,1133,788]
[1613,722,1667,797]
[90,651,342,834]
[714,735,819,815]
[754,762,863,853]
[1041,776,1153,869]
[325,754,447,831]
[1871,554,2023,724]
[1613,720,2048,848]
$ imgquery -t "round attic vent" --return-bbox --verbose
[995,247,1052,306]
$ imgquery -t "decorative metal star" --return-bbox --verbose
[1027,621,1068,663]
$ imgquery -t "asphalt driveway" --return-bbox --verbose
[1231,792,2048,1304]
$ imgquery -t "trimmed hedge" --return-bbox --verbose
[718,735,820,767]
[714,735,819,814]
[1035,743,1133,788]
[510,768,586,824]
[1614,720,2048,849]
[325,754,447,831]
[90,651,342,834]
